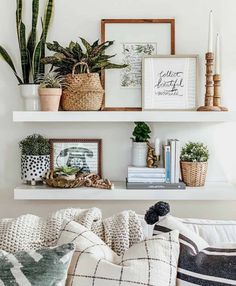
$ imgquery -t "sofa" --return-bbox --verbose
[0,203,235,286]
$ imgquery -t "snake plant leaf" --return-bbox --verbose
[39,0,54,74]
[27,0,39,63]
[19,21,29,83]
[32,39,43,82]
[16,0,22,39]
[0,46,23,84]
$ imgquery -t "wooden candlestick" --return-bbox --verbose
[197,53,221,111]
[213,74,228,111]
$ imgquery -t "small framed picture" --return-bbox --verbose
[49,139,102,176]
[142,55,198,110]
[101,19,175,111]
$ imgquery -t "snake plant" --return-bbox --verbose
[41,38,127,76]
[0,0,54,84]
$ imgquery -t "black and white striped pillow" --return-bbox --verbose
[154,215,236,286]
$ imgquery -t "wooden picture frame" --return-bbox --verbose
[101,19,175,111]
[49,139,102,177]
[142,55,199,110]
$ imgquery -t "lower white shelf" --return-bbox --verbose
[14,181,236,201]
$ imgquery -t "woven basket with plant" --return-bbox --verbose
[42,39,127,111]
[180,142,209,187]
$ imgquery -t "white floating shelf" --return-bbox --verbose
[14,182,236,201]
[13,111,236,123]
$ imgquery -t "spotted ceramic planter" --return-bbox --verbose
[21,155,50,185]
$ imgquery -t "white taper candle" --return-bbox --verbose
[215,33,221,74]
[208,10,213,53]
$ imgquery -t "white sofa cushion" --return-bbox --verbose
[174,216,236,246]
[57,220,180,286]
[154,215,236,286]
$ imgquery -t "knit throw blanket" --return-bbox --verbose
[0,208,144,255]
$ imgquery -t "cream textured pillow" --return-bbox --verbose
[57,220,180,286]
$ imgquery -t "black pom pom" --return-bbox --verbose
[154,201,170,217]
[144,202,170,225]
[144,206,159,225]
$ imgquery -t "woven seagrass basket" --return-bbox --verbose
[180,161,208,187]
[61,62,104,111]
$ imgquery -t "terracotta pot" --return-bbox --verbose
[39,88,62,111]
[20,84,40,111]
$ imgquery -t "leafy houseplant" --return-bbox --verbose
[19,134,50,185]
[0,0,54,111]
[38,73,64,111]
[131,122,152,167]
[180,142,209,187]
[41,38,127,111]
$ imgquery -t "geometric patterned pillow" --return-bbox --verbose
[57,220,180,286]
[0,243,75,286]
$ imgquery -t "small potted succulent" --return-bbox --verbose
[180,142,209,187]
[54,166,79,181]
[41,38,127,111]
[38,73,64,111]
[19,134,50,185]
[131,122,151,167]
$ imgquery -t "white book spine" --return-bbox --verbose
[168,139,176,184]
[175,140,180,183]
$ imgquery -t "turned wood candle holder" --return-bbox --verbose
[213,74,228,111]
[197,53,221,111]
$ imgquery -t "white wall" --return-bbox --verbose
[0,0,236,219]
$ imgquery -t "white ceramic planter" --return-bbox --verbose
[39,88,62,111]
[21,155,50,185]
[20,84,40,111]
[131,142,148,167]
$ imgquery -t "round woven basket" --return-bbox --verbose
[61,62,104,111]
[180,161,208,187]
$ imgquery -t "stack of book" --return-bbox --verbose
[127,166,185,189]
[163,139,180,184]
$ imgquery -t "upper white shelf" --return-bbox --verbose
[14,181,236,201]
[13,111,236,123]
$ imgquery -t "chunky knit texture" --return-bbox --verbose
[0,208,144,256]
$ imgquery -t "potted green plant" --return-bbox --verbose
[180,142,209,187]
[131,122,151,167]
[41,38,127,111]
[54,166,79,181]
[0,0,53,111]
[19,134,50,185]
[38,73,64,111]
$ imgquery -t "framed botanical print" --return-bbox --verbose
[50,139,102,176]
[142,55,198,110]
[101,19,175,111]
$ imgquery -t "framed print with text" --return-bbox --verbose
[142,55,198,110]
[101,19,175,111]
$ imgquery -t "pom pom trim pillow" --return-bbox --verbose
[57,220,180,286]
[0,243,74,286]
[154,215,236,286]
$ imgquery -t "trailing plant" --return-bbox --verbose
[41,38,127,75]
[0,0,54,84]
[180,142,209,162]
[131,122,151,143]
[38,73,64,89]
[19,134,50,156]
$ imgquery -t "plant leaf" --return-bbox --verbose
[16,0,22,39]
[27,0,39,64]
[32,39,43,82]
[0,46,22,84]
[18,21,29,83]
[80,37,92,53]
